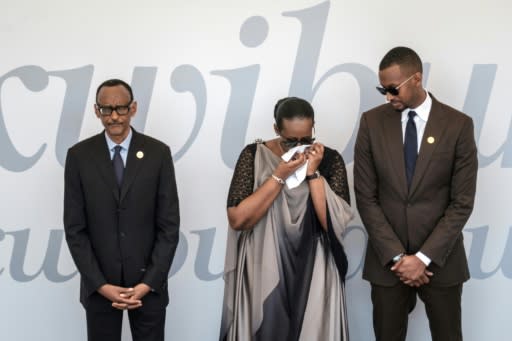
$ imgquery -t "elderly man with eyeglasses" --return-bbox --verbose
[63,79,180,341]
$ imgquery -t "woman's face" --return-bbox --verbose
[277,117,314,151]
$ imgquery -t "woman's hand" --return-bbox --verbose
[228,151,306,230]
[273,152,307,179]
[305,143,324,175]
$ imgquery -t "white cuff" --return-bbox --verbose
[416,251,431,266]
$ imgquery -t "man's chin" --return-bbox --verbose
[391,102,405,111]
[107,126,123,136]
[106,126,124,137]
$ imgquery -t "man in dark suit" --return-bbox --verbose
[64,79,180,341]
[354,47,477,341]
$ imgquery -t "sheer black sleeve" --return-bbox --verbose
[227,143,257,207]
[318,147,351,205]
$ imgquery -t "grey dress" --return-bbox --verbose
[220,142,353,341]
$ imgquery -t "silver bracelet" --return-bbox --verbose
[271,174,285,185]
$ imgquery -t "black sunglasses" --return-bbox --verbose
[280,136,315,149]
[376,74,415,96]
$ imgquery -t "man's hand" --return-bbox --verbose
[98,284,142,310]
[111,283,152,310]
[113,283,152,310]
[98,283,151,310]
[391,255,433,287]
[401,272,433,287]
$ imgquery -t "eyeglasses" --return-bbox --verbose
[96,102,132,116]
[376,74,415,96]
[280,136,315,149]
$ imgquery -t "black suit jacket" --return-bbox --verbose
[64,129,180,309]
[354,94,478,286]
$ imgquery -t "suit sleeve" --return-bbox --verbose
[142,145,180,290]
[354,113,406,265]
[63,149,107,292]
[420,117,478,266]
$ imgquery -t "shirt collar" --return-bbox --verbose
[105,128,133,151]
[401,90,432,123]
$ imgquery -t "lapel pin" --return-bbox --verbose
[136,151,144,159]
[427,136,435,144]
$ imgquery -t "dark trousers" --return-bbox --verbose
[85,293,166,341]
[371,282,463,341]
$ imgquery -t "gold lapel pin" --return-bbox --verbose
[136,151,144,159]
[427,136,435,144]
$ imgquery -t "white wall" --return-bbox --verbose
[1,0,510,340]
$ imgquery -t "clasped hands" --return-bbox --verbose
[98,283,151,310]
[391,255,433,287]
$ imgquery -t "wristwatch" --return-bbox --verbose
[392,253,405,263]
[305,170,320,181]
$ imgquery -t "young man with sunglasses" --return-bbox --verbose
[63,79,180,341]
[354,47,478,341]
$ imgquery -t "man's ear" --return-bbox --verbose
[130,101,138,116]
[94,104,101,118]
[414,72,423,88]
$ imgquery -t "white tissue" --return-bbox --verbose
[281,144,311,189]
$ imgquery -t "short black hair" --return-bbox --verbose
[274,97,314,131]
[95,79,134,103]
[379,46,423,74]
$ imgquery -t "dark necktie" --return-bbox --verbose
[113,145,124,187]
[404,111,418,188]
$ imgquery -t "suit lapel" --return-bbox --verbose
[383,109,409,197]
[90,133,120,202]
[409,96,447,196]
[120,130,146,202]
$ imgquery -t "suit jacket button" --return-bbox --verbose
[120,232,126,237]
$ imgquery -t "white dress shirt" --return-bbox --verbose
[400,90,432,266]
[105,128,133,166]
